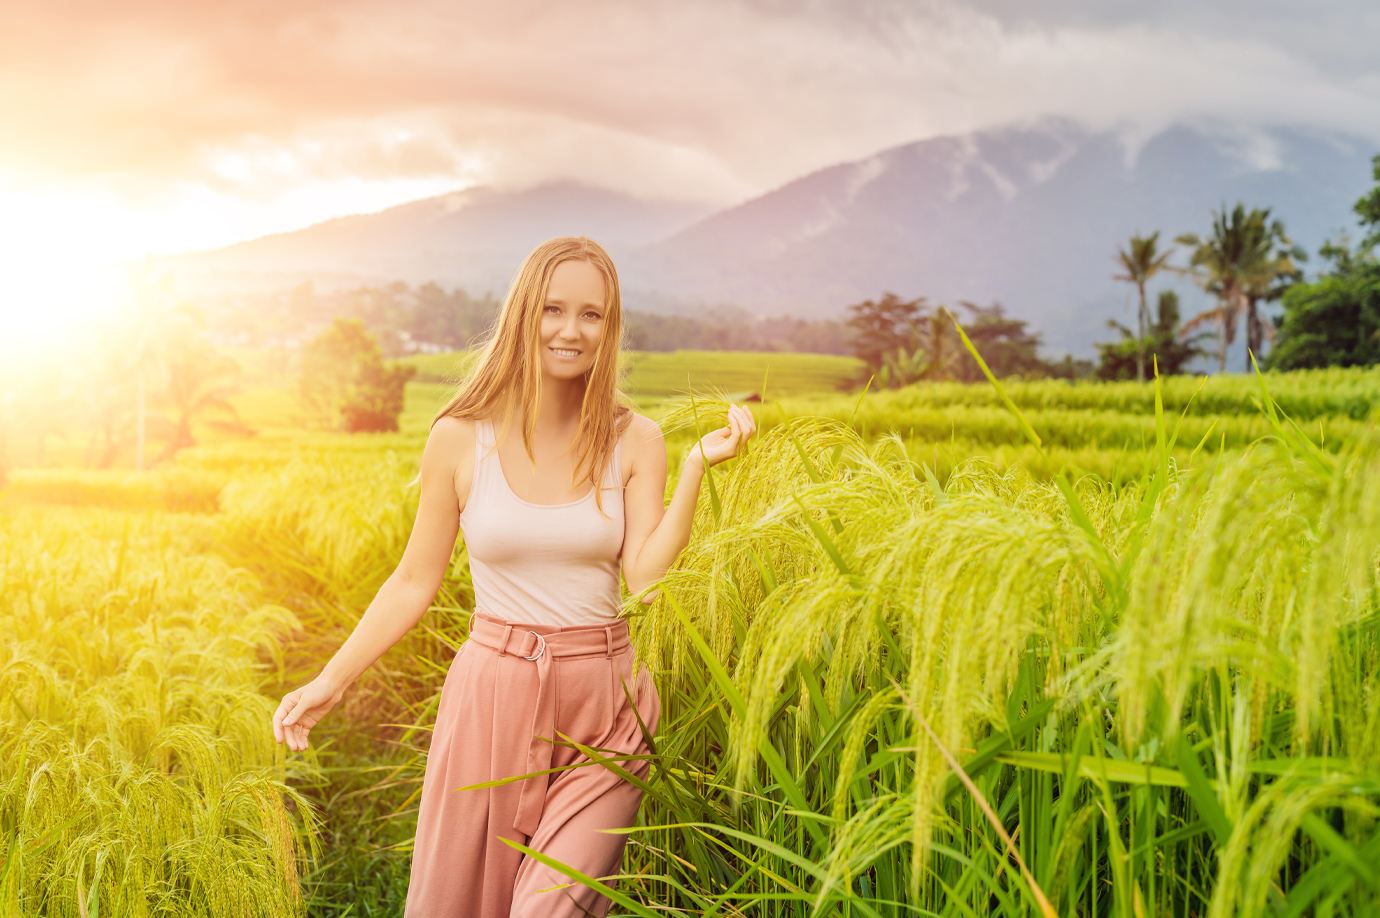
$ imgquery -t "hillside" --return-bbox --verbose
[170,120,1378,355]
[626,120,1377,353]
[170,182,713,297]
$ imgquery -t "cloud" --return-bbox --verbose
[1,0,1376,215]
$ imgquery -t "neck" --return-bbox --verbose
[533,373,586,432]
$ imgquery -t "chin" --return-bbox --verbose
[543,360,594,381]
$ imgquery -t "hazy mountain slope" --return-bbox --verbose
[171,182,713,296]
[628,121,1376,354]
[172,121,1377,357]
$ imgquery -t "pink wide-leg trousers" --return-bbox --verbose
[404,612,661,918]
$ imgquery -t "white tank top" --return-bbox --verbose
[458,418,625,627]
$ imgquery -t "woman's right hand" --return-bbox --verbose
[272,677,343,752]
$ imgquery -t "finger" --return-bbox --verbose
[724,413,742,447]
[273,698,294,740]
[737,406,755,439]
[283,696,310,727]
[740,404,757,436]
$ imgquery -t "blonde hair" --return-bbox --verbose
[433,236,632,509]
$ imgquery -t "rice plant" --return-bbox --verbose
[5,360,1379,916]
[0,508,313,916]
[592,368,1380,916]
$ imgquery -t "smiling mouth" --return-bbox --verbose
[550,347,580,358]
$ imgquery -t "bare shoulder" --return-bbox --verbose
[621,412,665,454]
[422,417,479,508]
[619,413,667,485]
[425,415,476,462]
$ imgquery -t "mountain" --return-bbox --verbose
[173,121,1378,356]
[169,182,714,296]
[624,120,1377,354]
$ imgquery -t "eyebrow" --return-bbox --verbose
[545,298,605,312]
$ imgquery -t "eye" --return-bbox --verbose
[583,310,604,321]
[544,305,562,315]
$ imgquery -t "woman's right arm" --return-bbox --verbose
[272,418,473,752]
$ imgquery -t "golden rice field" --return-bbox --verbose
[3,353,1379,917]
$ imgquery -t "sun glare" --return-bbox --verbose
[0,191,133,368]
[0,172,469,368]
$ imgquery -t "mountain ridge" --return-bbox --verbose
[171,120,1378,355]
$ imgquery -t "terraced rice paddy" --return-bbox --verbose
[3,354,1379,916]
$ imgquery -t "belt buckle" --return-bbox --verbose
[523,631,547,661]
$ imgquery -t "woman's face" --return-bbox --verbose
[539,259,607,383]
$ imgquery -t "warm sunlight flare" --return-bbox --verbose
[3,2,1379,914]
[0,174,470,360]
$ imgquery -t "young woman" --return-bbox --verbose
[271,236,756,917]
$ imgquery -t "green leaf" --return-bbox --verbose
[950,315,1042,449]
[1174,736,1233,846]
[665,592,827,848]
[941,698,1057,804]
[1251,351,1334,480]
[793,495,853,579]
[497,838,666,918]
[1300,813,1380,892]
[997,751,1188,787]
[920,462,947,505]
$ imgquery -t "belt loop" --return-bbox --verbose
[500,624,513,657]
[604,624,615,659]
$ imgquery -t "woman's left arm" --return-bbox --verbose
[621,404,756,597]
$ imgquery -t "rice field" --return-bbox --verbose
[399,348,863,399]
[3,359,1379,916]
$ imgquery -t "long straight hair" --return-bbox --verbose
[432,236,632,509]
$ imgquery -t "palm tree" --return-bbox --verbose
[1113,231,1175,382]
[877,346,929,389]
[1178,204,1304,372]
[147,303,244,465]
[153,337,242,464]
[1239,220,1306,365]
[1177,205,1254,373]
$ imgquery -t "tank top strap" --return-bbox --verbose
[469,418,497,494]
[476,417,497,449]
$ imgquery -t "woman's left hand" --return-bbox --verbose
[688,404,757,470]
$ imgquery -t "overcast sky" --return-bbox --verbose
[1,0,1378,255]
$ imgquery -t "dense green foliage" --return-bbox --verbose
[1269,243,1380,371]
[202,281,850,356]
[845,296,1090,385]
[4,360,1380,916]
[205,282,501,354]
[623,310,850,355]
[1097,291,1204,380]
[300,319,417,433]
[1354,154,1380,250]
[1264,155,1380,372]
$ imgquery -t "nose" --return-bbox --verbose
[558,312,580,340]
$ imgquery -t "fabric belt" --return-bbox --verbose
[465,611,631,836]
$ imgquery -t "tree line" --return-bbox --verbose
[846,152,1380,387]
[202,283,850,356]
[4,155,1377,481]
